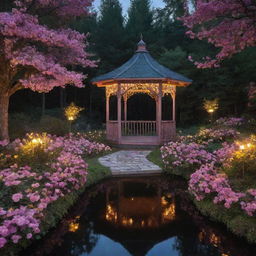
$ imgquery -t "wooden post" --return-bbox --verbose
[172,91,176,122]
[117,83,122,143]
[106,95,109,123]
[42,93,45,117]
[157,83,162,143]
[124,96,127,121]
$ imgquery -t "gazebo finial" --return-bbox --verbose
[137,34,147,52]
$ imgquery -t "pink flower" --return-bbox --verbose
[26,233,33,239]
[29,194,40,202]
[0,140,8,147]
[11,235,22,244]
[31,183,40,188]
[0,226,9,237]
[12,193,23,202]
[0,237,7,248]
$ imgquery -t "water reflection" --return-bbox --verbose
[21,175,256,256]
[104,179,176,228]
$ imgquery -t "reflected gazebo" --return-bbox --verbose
[21,176,256,256]
[104,178,176,229]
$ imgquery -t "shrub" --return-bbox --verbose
[36,116,69,136]
[9,113,32,140]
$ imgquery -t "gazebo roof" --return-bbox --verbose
[92,39,192,86]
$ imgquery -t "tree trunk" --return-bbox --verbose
[42,93,45,116]
[0,92,10,141]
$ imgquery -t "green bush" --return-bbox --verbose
[9,113,32,139]
[36,115,69,136]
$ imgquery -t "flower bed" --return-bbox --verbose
[0,133,111,251]
[161,120,256,242]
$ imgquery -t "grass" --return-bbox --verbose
[85,152,113,185]
[147,147,164,168]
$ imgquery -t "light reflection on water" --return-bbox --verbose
[21,175,256,256]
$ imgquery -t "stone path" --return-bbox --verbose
[99,150,162,176]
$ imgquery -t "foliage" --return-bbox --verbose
[0,0,95,92]
[147,148,164,169]
[161,120,256,216]
[0,0,96,140]
[159,119,256,242]
[93,0,126,73]
[182,0,256,68]
[5,0,256,127]
[0,133,111,251]
[37,116,69,136]
[126,0,154,49]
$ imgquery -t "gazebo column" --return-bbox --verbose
[156,83,162,143]
[117,83,122,143]
[172,94,176,122]
[124,95,127,121]
[172,88,176,122]
[106,94,109,123]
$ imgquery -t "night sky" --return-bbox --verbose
[93,0,165,13]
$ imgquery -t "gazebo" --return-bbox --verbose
[92,39,192,146]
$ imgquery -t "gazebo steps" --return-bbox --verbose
[120,136,159,146]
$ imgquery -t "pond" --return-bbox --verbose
[21,175,256,256]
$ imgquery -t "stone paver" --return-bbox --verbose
[99,150,162,176]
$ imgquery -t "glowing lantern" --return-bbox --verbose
[64,102,84,132]
[203,99,219,123]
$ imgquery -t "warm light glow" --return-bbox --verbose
[240,145,245,150]
[236,140,254,151]
[162,203,176,221]
[69,216,80,232]
[199,229,221,248]
[210,233,221,247]
[161,196,168,206]
[21,133,51,154]
[65,102,84,122]
[203,99,219,114]
[68,116,75,121]
[161,195,176,222]
[32,138,43,144]
[105,83,176,100]
[69,222,79,232]
[105,204,117,222]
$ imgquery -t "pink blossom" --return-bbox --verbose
[26,233,32,239]
[0,237,7,248]
[12,193,23,202]
[181,0,256,67]
[11,235,22,244]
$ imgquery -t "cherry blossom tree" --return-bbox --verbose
[0,0,96,140]
[181,0,256,68]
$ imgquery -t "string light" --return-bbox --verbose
[105,82,176,99]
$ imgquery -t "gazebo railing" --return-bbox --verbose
[121,121,157,136]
